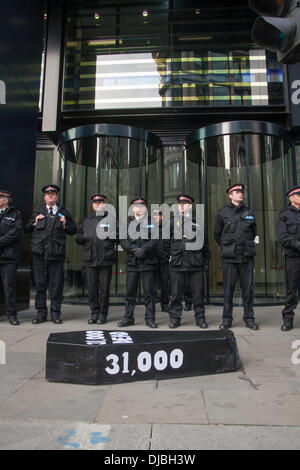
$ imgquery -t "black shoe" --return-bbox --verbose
[219,321,232,330]
[281,320,293,331]
[245,320,259,330]
[32,315,47,324]
[8,317,20,326]
[161,305,169,313]
[52,318,62,324]
[184,304,192,311]
[196,319,208,329]
[88,318,97,324]
[169,320,181,329]
[117,319,134,327]
[97,315,107,325]
[146,320,158,328]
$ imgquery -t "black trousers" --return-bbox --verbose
[0,263,17,318]
[155,262,169,308]
[222,258,255,322]
[282,256,300,320]
[32,254,64,319]
[85,265,112,319]
[169,270,205,321]
[124,270,156,321]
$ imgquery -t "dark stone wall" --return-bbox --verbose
[0,2,45,314]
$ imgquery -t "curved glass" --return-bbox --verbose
[186,121,289,304]
[57,124,162,302]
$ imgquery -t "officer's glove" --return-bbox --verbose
[134,248,145,258]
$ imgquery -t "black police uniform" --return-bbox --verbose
[155,217,170,312]
[214,198,257,328]
[75,202,117,324]
[25,199,77,323]
[119,205,159,327]
[168,206,210,328]
[0,196,22,325]
[275,187,300,330]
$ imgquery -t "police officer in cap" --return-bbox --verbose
[168,193,209,329]
[214,183,259,330]
[75,194,117,324]
[0,190,22,325]
[118,197,159,328]
[25,185,77,324]
[152,209,170,312]
[276,186,300,331]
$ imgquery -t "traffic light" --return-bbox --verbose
[249,0,300,64]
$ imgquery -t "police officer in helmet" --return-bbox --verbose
[168,193,209,329]
[276,186,300,331]
[0,190,22,325]
[214,183,259,330]
[75,193,117,325]
[25,185,77,324]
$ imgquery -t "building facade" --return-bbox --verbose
[32,0,300,305]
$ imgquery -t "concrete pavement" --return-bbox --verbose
[1,302,300,450]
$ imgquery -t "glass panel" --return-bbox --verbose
[57,130,161,301]
[247,134,285,302]
[186,130,286,304]
[204,134,247,300]
[63,0,284,110]
[163,146,183,204]
[33,148,55,207]
[295,145,300,185]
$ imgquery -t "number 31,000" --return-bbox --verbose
[105,349,184,375]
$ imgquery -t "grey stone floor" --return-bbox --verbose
[0,302,300,450]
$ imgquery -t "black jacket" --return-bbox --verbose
[120,216,159,271]
[168,211,210,272]
[214,203,257,262]
[275,204,300,258]
[157,222,170,265]
[25,205,77,261]
[75,211,117,266]
[0,205,22,264]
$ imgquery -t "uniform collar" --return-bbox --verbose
[289,203,300,212]
[229,202,244,210]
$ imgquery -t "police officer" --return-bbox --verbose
[152,209,170,312]
[118,197,159,328]
[214,183,259,330]
[275,186,300,331]
[25,185,77,324]
[0,190,22,325]
[168,193,209,329]
[75,194,117,324]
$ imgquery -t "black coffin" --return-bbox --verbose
[45,329,242,385]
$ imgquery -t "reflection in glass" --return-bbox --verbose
[57,128,162,301]
[186,130,287,304]
[63,1,284,110]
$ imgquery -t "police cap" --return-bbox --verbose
[0,190,13,198]
[286,186,300,197]
[91,194,106,202]
[42,184,60,194]
[131,197,147,205]
[226,183,244,194]
[176,193,194,204]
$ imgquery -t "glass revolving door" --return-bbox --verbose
[186,121,289,305]
[57,124,162,302]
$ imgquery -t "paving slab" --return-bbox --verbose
[0,372,111,421]
[0,419,126,450]
[1,303,300,449]
[95,382,208,424]
[204,387,300,426]
[150,424,300,450]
